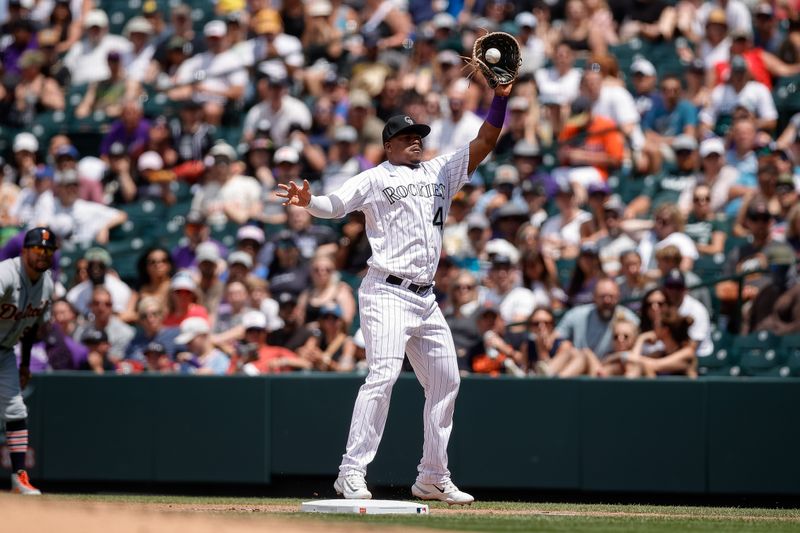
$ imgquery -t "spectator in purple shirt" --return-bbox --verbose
[171,211,227,270]
[0,18,37,78]
[99,99,151,157]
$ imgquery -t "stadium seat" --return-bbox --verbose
[104,236,156,285]
[692,254,725,286]
[698,329,740,376]
[781,335,800,377]
[735,331,785,377]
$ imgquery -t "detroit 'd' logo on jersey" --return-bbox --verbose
[0,301,49,322]
[382,183,446,205]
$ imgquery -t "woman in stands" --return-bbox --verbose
[566,243,605,307]
[121,246,175,323]
[616,250,655,314]
[683,184,727,256]
[521,249,567,310]
[294,253,356,329]
[162,273,210,328]
[522,307,570,374]
[624,309,698,377]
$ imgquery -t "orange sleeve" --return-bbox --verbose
[602,124,625,165]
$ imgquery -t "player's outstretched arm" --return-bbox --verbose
[467,82,514,175]
[276,180,344,219]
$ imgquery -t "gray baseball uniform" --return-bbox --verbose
[0,257,55,420]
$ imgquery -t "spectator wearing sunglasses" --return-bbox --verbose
[73,286,135,363]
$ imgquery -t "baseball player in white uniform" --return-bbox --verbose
[0,227,58,495]
[278,82,514,505]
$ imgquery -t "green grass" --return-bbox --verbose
[48,495,800,533]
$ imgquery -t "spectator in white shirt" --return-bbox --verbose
[63,9,132,86]
[425,78,484,158]
[169,20,247,125]
[534,42,582,106]
[540,178,593,260]
[242,72,313,145]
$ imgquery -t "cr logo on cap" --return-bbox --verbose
[41,229,50,242]
[404,116,414,125]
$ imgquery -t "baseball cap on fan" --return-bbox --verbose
[382,115,431,144]
[175,317,211,344]
[23,227,58,250]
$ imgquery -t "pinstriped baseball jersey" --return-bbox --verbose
[0,258,54,350]
[328,145,470,284]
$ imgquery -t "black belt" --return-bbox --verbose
[386,275,432,295]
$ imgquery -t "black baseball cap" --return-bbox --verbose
[23,227,58,249]
[663,268,686,289]
[81,327,109,344]
[144,341,166,354]
[382,115,431,144]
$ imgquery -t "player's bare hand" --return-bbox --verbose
[495,82,513,97]
[19,365,30,390]
[276,180,311,207]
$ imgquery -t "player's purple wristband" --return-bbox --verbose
[486,95,508,129]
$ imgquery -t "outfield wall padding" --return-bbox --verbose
[14,374,800,494]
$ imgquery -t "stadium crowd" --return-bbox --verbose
[0,0,799,377]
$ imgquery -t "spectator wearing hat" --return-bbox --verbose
[478,164,526,219]
[10,132,39,188]
[225,251,255,285]
[242,69,312,145]
[174,317,229,375]
[35,27,71,86]
[149,33,192,87]
[75,46,142,119]
[695,8,731,71]
[661,269,713,358]
[626,135,700,219]
[629,57,660,119]
[138,342,175,373]
[295,253,356,328]
[8,166,55,229]
[494,97,533,161]
[425,79,483,159]
[556,94,625,188]
[234,224,268,278]
[467,303,526,377]
[190,141,263,225]
[693,0,751,43]
[515,11,546,74]
[163,273,211,327]
[700,56,777,136]
[261,145,305,224]
[124,296,180,363]
[172,212,227,270]
[73,286,136,363]
[152,5,203,67]
[301,0,342,66]
[321,125,372,195]
[639,203,699,273]
[534,42,582,108]
[683,184,727,256]
[169,100,215,174]
[266,291,307,350]
[684,59,712,111]
[42,166,128,246]
[296,302,350,371]
[540,177,593,260]
[193,242,226,319]
[444,270,483,358]
[66,246,133,316]
[716,29,800,90]
[169,20,247,125]
[233,310,310,374]
[0,18,37,78]
[233,8,304,73]
[594,196,638,276]
[122,16,156,82]
[345,90,386,165]
[677,137,739,214]
[579,181,612,241]
[642,74,699,146]
[11,50,64,125]
[752,3,782,54]
[479,254,539,327]
[80,328,116,374]
[63,9,132,86]
[100,142,138,204]
[266,230,311,297]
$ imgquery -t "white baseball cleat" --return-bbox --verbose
[411,479,474,505]
[334,473,372,499]
[11,470,41,495]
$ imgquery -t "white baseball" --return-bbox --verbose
[485,48,501,64]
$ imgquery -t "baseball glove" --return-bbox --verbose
[470,32,522,88]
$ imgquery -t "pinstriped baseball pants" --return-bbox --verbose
[339,270,460,485]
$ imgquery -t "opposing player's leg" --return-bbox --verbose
[336,276,413,498]
[0,352,40,495]
[405,301,473,505]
